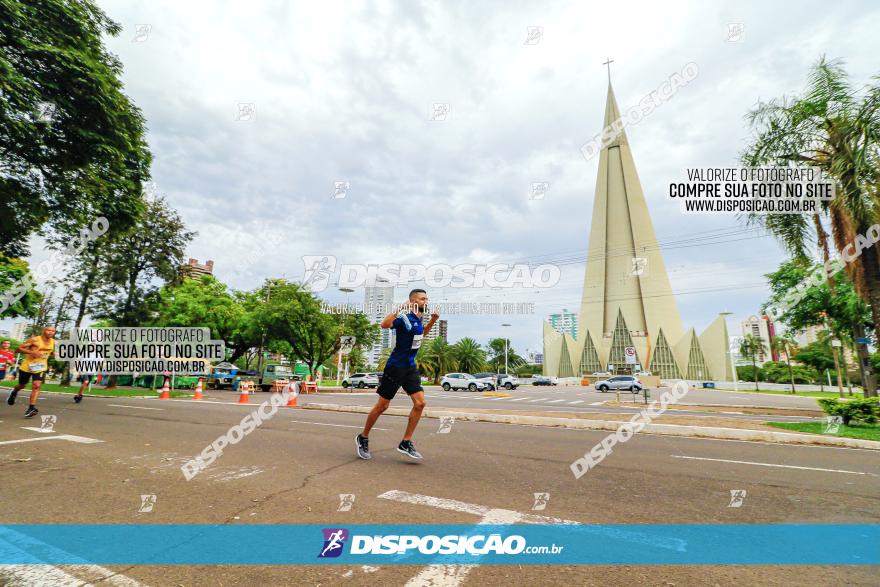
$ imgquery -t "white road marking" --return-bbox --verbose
[107,404,163,411]
[589,401,604,405]
[380,490,686,587]
[545,399,566,404]
[21,426,55,434]
[569,400,585,405]
[290,420,388,431]
[65,565,147,586]
[509,397,529,402]
[526,399,545,403]
[0,526,146,586]
[671,455,872,475]
[403,508,521,587]
[0,434,102,446]
[0,565,91,586]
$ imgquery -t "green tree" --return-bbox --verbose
[254,280,378,379]
[96,197,194,325]
[0,0,150,257]
[762,259,871,387]
[451,337,486,374]
[377,347,392,371]
[739,334,767,391]
[770,334,799,393]
[150,276,261,363]
[0,254,42,318]
[795,340,836,391]
[419,337,455,384]
[486,337,524,374]
[742,56,880,396]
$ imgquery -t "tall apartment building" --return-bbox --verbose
[423,318,448,344]
[11,322,30,341]
[179,258,214,279]
[364,278,395,367]
[741,315,777,365]
[548,308,578,340]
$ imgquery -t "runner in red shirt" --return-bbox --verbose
[0,340,15,382]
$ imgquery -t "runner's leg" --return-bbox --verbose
[28,378,42,406]
[362,396,390,437]
[402,391,426,441]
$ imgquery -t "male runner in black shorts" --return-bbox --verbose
[356,289,439,460]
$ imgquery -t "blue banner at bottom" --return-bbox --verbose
[0,524,877,565]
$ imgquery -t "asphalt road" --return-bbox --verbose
[303,385,824,423]
[0,391,877,586]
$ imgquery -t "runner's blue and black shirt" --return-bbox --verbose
[386,312,424,368]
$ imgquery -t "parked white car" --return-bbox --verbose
[342,372,380,389]
[473,372,520,391]
[441,373,489,392]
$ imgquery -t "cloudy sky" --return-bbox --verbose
[6,0,880,355]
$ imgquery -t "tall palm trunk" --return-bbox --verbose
[784,348,796,394]
[752,355,758,391]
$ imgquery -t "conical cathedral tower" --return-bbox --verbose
[543,79,731,381]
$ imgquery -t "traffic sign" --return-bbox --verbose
[856,337,870,345]
[624,346,637,364]
[339,336,356,355]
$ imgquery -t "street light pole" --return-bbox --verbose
[338,288,355,383]
[720,312,738,392]
[502,324,512,375]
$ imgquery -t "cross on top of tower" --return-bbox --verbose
[603,57,614,83]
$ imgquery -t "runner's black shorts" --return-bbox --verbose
[18,370,46,384]
[377,364,423,400]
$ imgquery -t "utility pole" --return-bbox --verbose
[502,323,512,375]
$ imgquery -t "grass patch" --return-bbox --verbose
[715,388,863,398]
[766,421,880,441]
[0,381,191,398]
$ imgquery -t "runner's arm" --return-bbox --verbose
[422,310,440,336]
[380,303,416,328]
[16,338,41,359]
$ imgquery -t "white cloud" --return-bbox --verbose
[5,0,879,351]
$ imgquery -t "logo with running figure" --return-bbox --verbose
[40,415,57,432]
[318,528,349,558]
[301,255,338,292]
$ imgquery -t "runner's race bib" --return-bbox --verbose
[28,360,47,372]
[411,335,423,350]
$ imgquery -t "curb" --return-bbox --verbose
[301,402,880,450]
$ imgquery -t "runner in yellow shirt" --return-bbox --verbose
[7,326,56,418]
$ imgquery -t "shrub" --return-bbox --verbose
[817,397,879,425]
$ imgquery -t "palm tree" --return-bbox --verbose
[377,347,392,371]
[742,56,880,397]
[420,338,455,384]
[739,334,767,391]
[770,334,799,394]
[486,337,524,373]
[452,337,486,374]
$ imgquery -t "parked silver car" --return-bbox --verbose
[594,375,643,393]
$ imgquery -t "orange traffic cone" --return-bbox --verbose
[193,377,204,400]
[285,381,299,407]
[159,378,171,400]
[238,381,249,404]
